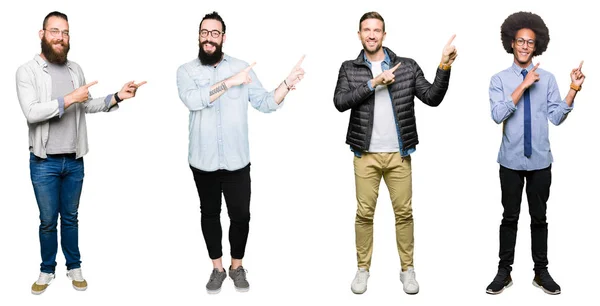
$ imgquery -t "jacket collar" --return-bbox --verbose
[353,47,397,66]
[33,53,72,69]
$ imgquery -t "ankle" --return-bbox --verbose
[231,259,243,270]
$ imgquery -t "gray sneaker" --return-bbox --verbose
[206,269,227,294]
[229,266,250,292]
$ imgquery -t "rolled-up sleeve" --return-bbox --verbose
[546,75,573,126]
[490,75,517,124]
[247,69,281,113]
[177,65,213,111]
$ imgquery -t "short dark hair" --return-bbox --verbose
[43,11,68,29]
[359,11,385,32]
[501,11,550,56]
[200,11,226,34]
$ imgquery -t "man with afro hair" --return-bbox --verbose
[486,11,585,295]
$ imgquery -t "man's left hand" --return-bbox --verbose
[118,80,147,100]
[570,61,585,86]
[441,34,458,66]
[284,55,306,90]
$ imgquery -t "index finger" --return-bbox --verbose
[389,63,402,72]
[84,81,98,88]
[294,55,306,69]
[243,62,256,72]
[578,60,584,70]
[134,81,148,87]
[446,34,456,46]
[531,62,540,71]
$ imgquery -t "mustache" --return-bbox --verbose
[49,39,68,46]
[201,41,218,47]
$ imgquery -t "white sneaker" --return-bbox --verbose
[67,268,88,291]
[400,267,419,294]
[351,268,370,294]
[31,272,55,295]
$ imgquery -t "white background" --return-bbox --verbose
[1,0,598,305]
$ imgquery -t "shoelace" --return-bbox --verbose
[209,270,219,281]
[355,271,368,284]
[68,269,84,281]
[37,273,54,284]
[405,270,417,286]
[231,268,248,282]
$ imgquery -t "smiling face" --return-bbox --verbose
[358,18,385,56]
[198,18,225,66]
[512,28,536,68]
[39,16,70,65]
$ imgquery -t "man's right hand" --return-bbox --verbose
[371,63,401,88]
[226,62,256,88]
[65,81,98,106]
[522,63,540,88]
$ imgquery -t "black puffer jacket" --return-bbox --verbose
[333,47,451,152]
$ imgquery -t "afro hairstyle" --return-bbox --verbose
[500,11,550,56]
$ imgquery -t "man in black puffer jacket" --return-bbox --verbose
[334,11,457,295]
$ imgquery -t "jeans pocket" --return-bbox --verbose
[29,152,45,163]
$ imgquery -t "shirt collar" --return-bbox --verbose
[195,53,230,68]
[511,61,534,76]
[363,49,391,66]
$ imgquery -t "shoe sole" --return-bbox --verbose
[72,285,87,291]
[351,287,367,294]
[31,289,46,295]
[235,286,249,293]
[486,280,513,295]
[31,278,54,295]
[206,288,221,294]
[405,290,419,295]
[532,280,560,295]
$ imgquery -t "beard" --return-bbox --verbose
[41,36,70,65]
[198,40,223,66]
[362,41,382,55]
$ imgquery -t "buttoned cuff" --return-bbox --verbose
[367,80,375,91]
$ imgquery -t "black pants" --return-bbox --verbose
[191,164,251,260]
[498,165,551,272]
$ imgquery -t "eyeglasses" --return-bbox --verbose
[200,29,224,38]
[515,38,535,48]
[45,28,70,38]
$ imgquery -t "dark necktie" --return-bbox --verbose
[521,69,532,158]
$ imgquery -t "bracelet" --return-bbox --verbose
[283,79,292,91]
[570,83,581,92]
[114,92,123,103]
[439,63,451,71]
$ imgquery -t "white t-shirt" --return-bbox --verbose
[368,60,399,152]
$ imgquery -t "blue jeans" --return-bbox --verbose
[29,153,84,273]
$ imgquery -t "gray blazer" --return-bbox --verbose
[16,54,118,158]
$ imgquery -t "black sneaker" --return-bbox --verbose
[229,266,250,292]
[533,269,561,295]
[486,268,513,294]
